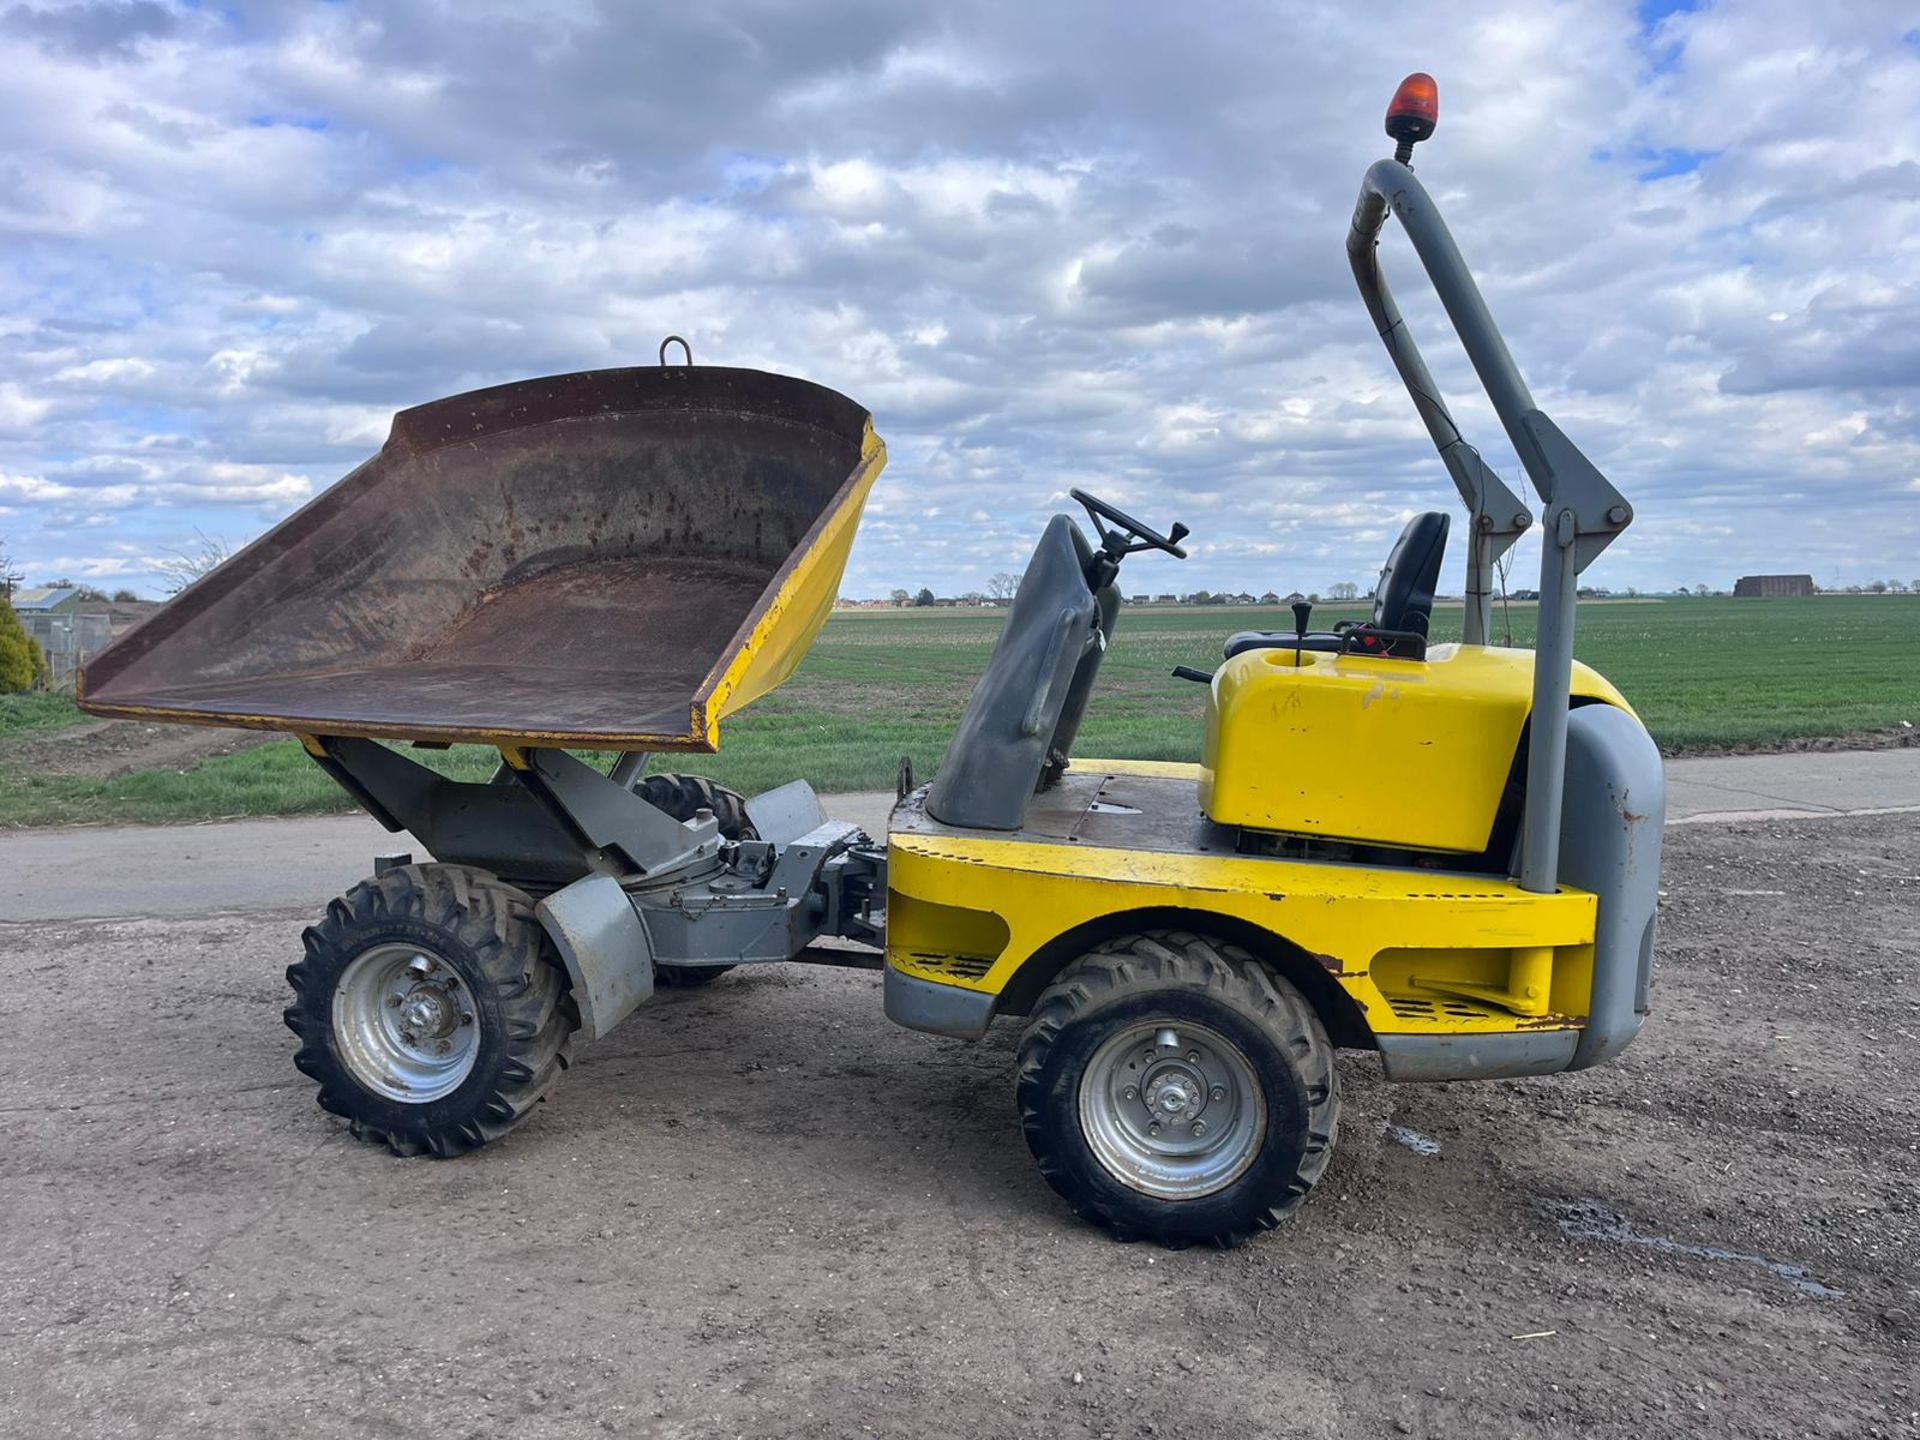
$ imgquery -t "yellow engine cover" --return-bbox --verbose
[1199,642,1628,853]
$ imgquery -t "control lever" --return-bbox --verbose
[1170,665,1213,684]
[1290,599,1320,664]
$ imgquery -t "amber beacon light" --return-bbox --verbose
[1385,72,1439,164]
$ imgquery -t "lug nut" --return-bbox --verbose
[1210,1085,1227,1102]
[1186,1050,1201,1064]
[1123,1085,1138,1101]
[1191,1121,1207,1137]
[1148,1121,1162,1136]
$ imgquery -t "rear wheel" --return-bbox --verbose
[285,864,577,1156]
[633,773,756,840]
[1016,932,1339,1247]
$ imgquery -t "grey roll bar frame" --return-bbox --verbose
[1348,157,1633,894]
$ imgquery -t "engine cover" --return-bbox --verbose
[1199,642,1628,854]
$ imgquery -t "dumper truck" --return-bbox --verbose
[82,76,1662,1247]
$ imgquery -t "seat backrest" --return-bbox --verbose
[1371,511,1450,637]
[926,515,1105,830]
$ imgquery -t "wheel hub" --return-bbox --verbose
[332,944,480,1103]
[1078,1020,1265,1200]
[398,988,459,1041]
[1145,1068,1204,1123]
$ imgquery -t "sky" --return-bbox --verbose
[0,0,1916,601]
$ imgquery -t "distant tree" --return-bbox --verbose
[0,600,40,693]
[0,534,22,600]
[888,588,911,607]
[913,587,936,608]
[1327,581,1359,601]
[156,530,234,596]
[1869,580,1889,594]
[960,591,984,604]
[986,572,1019,603]
[111,588,141,603]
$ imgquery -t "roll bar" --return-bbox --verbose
[1348,157,1632,894]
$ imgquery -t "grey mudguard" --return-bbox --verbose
[1378,703,1662,1083]
[927,514,1104,830]
[537,873,654,1042]
[1559,702,1664,1069]
[744,779,831,846]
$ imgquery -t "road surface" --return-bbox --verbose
[7,749,1918,924]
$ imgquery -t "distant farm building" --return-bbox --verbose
[1733,574,1815,598]
[77,595,161,637]
[11,585,81,616]
[11,588,109,688]
[6,586,151,689]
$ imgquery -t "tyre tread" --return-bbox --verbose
[1016,930,1340,1248]
[284,863,577,1158]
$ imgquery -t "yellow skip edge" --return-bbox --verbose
[695,420,888,747]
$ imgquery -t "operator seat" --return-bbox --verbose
[1223,511,1450,661]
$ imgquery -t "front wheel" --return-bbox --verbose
[284,864,578,1157]
[1016,932,1339,1247]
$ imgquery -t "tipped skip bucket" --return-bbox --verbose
[81,364,885,751]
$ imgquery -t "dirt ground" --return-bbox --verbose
[8,717,274,780]
[1,811,1914,1439]
[1683,724,1919,758]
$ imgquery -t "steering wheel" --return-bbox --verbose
[1070,488,1190,559]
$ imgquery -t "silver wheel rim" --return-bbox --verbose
[331,943,480,1103]
[1077,1019,1265,1199]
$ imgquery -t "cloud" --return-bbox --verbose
[0,1,174,59]
[0,0,1916,601]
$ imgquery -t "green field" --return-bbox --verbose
[0,595,1914,827]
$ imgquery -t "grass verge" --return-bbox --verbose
[1,594,1913,827]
